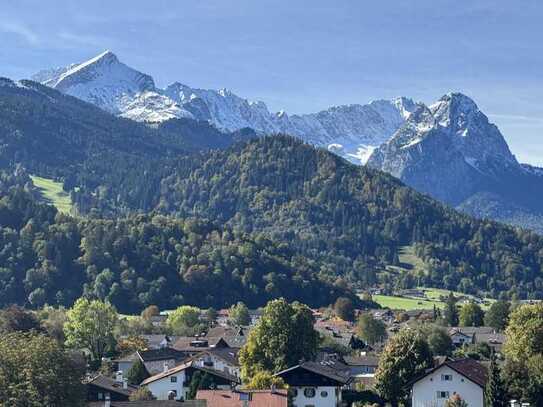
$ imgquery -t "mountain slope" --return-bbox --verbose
[1,80,542,300]
[35,51,415,164]
[367,93,543,232]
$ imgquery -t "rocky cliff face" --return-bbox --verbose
[34,51,415,164]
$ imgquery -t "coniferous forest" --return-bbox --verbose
[0,79,542,312]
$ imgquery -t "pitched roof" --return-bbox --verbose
[274,361,351,385]
[448,327,496,336]
[411,358,487,388]
[191,348,240,367]
[141,360,240,386]
[85,374,138,397]
[137,347,188,363]
[343,355,379,367]
[196,389,287,407]
[88,401,205,407]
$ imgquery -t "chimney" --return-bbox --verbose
[163,361,170,372]
[115,371,123,383]
[104,394,111,407]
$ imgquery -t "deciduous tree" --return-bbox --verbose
[64,298,118,363]
[375,328,433,407]
[239,299,318,380]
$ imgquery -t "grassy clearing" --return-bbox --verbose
[30,175,73,214]
[373,294,445,310]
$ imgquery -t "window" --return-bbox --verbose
[320,391,328,398]
[303,388,316,398]
[437,391,450,399]
[291,388,298,397]
[305,405,315,407]
[441,374,452,381]
[171,376,177,383]
[98,393,103,400]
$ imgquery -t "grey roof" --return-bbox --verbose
[85,375,138,397]
[275,361,351,385]
[343,356,379,367]
[138,348,188,362]
[448,327,496,336]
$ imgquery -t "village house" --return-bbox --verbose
[274,361,351,407]
[141,360,239,401]
[410,358,487,407]
[85,372,138,402]
[189,348,241,378]
[196,389,287,407]
[115,347,189,376]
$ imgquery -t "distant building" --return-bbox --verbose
[410,358,487,407]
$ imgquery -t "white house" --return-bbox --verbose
[190,348,240,378]
[411,358,487,407]
[274,361,350,407]
[141,360,239,401]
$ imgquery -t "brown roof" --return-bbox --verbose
[88,401,205,407]
[196,390,287,407]
[411,358,487,388]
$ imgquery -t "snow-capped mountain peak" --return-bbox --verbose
[34,50,419,163]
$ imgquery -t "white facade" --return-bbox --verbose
[411,365,484,407]
[192,354,240,378]
[145,370,189,401]
[450,332,473,347]
[290,385,340,407]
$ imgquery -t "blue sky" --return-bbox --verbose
[1,0,542,165]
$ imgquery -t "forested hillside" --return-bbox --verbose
[0,80,542,302]
[0,170,356,312]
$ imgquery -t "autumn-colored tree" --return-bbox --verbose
[117,335,149,355]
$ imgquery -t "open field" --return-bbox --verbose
[30,175,73,214]
[369,287,495,311]
[373,294,444,310]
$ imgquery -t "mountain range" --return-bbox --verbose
[0,74,542,306]
[31,51,543,233]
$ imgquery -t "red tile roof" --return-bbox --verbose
[196,390,287,407]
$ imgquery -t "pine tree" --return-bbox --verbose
[444,293,459,326]
[485,353,507,407]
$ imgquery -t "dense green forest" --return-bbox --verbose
[0,171,357,312]
[1,79,542,303]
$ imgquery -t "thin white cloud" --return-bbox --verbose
[57,31,108,47]
[0,21,39,45]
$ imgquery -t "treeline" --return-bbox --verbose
[0,173,358,312]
